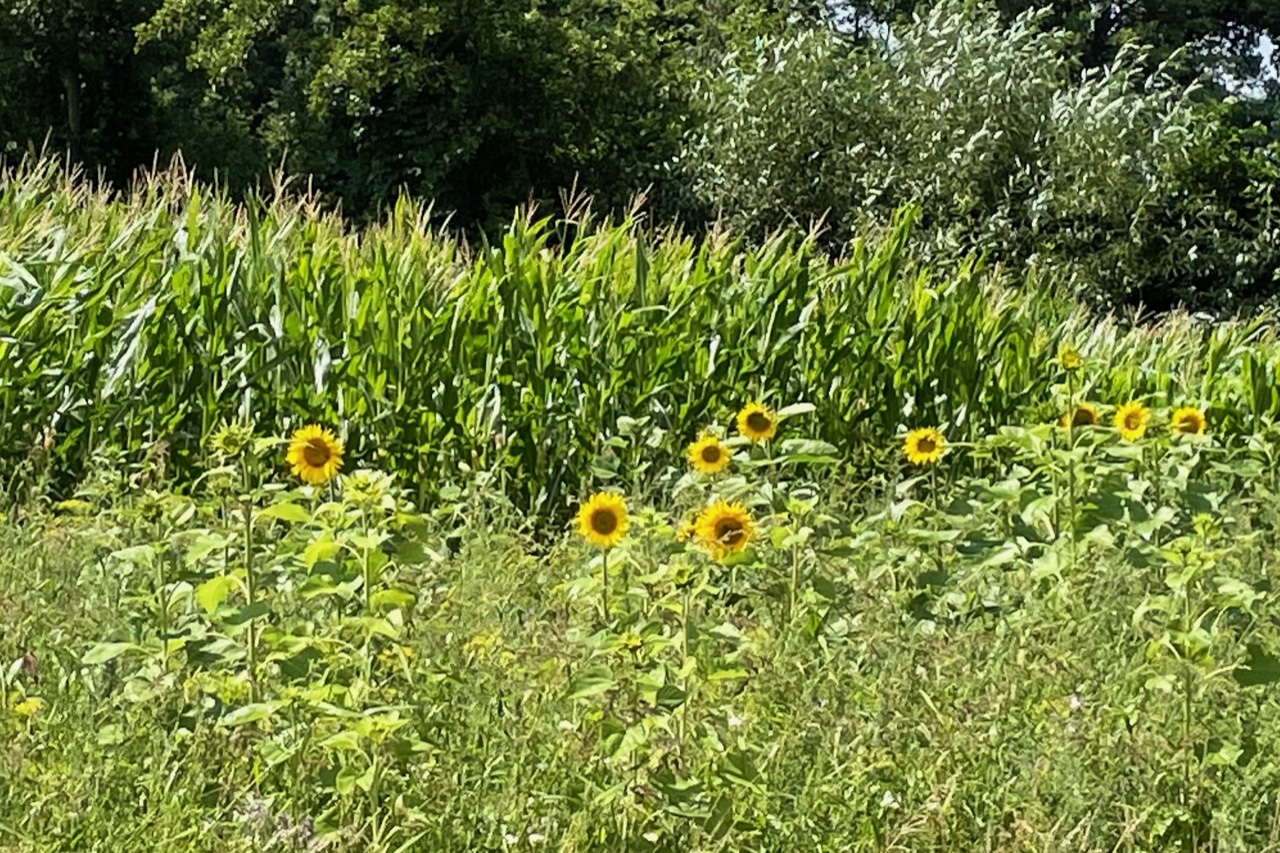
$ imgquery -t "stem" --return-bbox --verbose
[788,540,800,629]
[1151,444,1164,549]
[362,509,373,615]
[1182,569,1195,820]
[242,457,259,704]
[1065,384,1078,570]
[156,542,169,670]
[362,508,375,686]
[680,583,691,752]
[601,548,609,625]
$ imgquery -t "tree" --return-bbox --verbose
[137,0,765,226]
[0,0,160,180]
[683,0,1280,311]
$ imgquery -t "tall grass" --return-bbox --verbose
[1,157,1278,511]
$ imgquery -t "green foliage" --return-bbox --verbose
[8,159,1280,512]
[134,0,735,227]
[9,400,1280,849]
[684,0,1280,311]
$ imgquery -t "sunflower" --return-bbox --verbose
[694,499,755,560]
[209,422,254,459]
[903,427,946,466]
[686,433,731,475]
[576,492,629,549]
[1058,346,1083,372]
[286,424,344,485]
[736,402,778,444]
[1056,403,1099,429]
[1113,402,1150,442]
[1170,406,1207,436]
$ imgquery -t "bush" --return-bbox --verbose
[682,0,1280,312]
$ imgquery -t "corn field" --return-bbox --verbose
[2,158,1279,512]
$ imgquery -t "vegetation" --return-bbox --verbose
[9,392,1280,850]
[6,3,1280,848]
[8,159,1280,515]
[3,1,1278,309]
[686,2,1280,311]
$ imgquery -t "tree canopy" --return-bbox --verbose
[1,0,1277,310]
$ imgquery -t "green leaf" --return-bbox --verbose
[195,574,240,615]
[719,750,761,787]
[97,724,125,746]
[703,794,734,842]
[224,601,271,625]
[370,587,416,612]
[565,666,615,699]
[303,535,341,568]
[335,766,359,797]
[82,642,142,665]
[320,731,364,752]
[776,402,816,419]
[218,702,280,727]
[259,502,312,524]
[655,684,686,710]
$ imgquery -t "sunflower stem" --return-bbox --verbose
[788,539,800,631]
[362,506,375,686]
[679,582,691,756]
[241,454,259,704]
[601,548,610,625]
[155,525,169,671]
[1066,371,1078,568]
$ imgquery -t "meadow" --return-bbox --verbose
[8,163,1280,852]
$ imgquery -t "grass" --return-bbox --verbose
[9,161,1280,852]
[7,403,1280,852]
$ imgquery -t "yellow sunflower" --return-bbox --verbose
[286,424,344,485]
[1112,402,1150,442]
[1170,406,1207,436]
[736,402,778,444]
[694,500,755,560]
[686,433,732,475]
[1058,346,1083,371]
[576,492,629,549]
[903,427,946,466]
[1056,403,1099,429]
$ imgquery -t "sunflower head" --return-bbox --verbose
[1058,346,1083,372]
[903,428,946,467]
[1057,403,1098,429]
[1171,406,1207,436]
[577,492,629,549]
[694,499,755,561]
[736,402,778,444]
[209,422,254,459]
[1112,402,1150,442]
[286,424,344,485]
[686,433,731,475]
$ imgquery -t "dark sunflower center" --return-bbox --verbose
[1124,413,1142,430]
[700,445,722,463]
[1072,408,1095,426]
[1176,416,1199,434]
[715,519,745,545]
[916,436,936,454]
[590,509,618,535]
[746,412,772,433]
[302,438,331,467]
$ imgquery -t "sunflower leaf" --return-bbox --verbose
[259,503,312,524]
